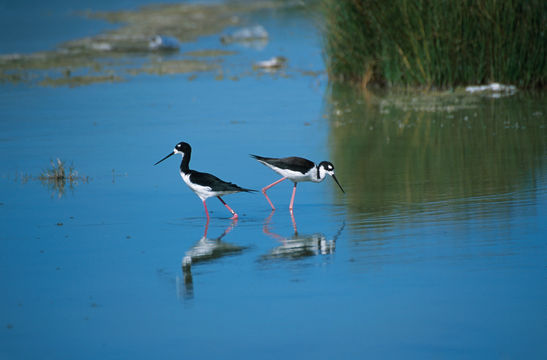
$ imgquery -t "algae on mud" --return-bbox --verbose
[39,74,123,87]
[0,1,288,86]
[84,2,280,45]
[127,59,219,75]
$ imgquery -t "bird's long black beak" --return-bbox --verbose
[154,151,174,166]
[332,174,345,193]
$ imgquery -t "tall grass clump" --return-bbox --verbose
[38,159,88,197]
[322,0,546,89]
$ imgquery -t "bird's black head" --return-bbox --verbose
[318,161,344,193]
[318,161,335,173]
[174,142,191,155]
[154,141,192,166]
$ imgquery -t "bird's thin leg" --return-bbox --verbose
[289,209,298,234]
[262,177,287,210]
[203,216,210,238]
[217,196,238,219]
[202,200,210,221]
[289,182,297,211]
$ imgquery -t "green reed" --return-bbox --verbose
[322,0,546,89]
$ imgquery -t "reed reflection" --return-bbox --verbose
[327,85,547,224]
[260,211,344,261]
[178,219,247,300]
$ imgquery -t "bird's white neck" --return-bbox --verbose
[311,165,327,183]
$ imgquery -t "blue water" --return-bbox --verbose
[1,1,547,359]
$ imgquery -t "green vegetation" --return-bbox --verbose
[322,0,546,89]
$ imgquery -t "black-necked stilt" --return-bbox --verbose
[155,142,255,219]
[251,154,344,210]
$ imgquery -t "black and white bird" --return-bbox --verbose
[251,155,344,210]
[155,142,254,219]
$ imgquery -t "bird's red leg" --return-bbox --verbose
[289,182,297,211]
[217,196,238,219]
[262,177,287,210]
[202,200,210,221]
[203,217,210,238]
[289,208,298,234]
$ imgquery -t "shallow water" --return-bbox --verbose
[1,1,547,359]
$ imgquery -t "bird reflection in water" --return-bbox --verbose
[261,211,345,261]
[177,219,246,300]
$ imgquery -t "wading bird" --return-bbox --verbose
[251,154,344,210]
[155,142,254,219]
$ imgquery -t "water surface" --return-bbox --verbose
[1,1,546,359]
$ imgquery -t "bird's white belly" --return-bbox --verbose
[181,173,213,200]
[271,166,318,183]
[180,172,239,200]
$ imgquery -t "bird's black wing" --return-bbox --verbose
[251,155,315,175]
[189,170,255,192]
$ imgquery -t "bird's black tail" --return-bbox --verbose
[232,181,257,193]
[250,154,270,162]
[240,188,258,193]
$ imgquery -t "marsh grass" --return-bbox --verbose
[322,0,546,89]
[37,159,89,198]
